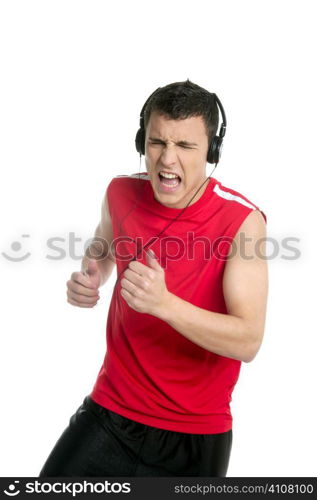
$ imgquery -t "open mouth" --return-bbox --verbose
[158,171,182,189]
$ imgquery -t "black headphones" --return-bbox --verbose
[135,86,227,164]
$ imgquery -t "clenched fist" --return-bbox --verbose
[66,259,101,308]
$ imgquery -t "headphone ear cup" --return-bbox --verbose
[135,128,145,155]
[207,137,217,164]
[207,136,223,164]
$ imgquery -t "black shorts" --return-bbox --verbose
[39,395,232,477]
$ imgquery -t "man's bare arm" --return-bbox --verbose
[81,189,116,287]
[156,210,268,362]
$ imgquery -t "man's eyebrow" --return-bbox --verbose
[148,136,198,146]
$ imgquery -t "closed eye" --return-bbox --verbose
[149,141,193,149]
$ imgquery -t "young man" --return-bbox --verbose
[39,80,268,477]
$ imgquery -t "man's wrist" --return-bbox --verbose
[153,290,178,322]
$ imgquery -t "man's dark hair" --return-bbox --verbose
[143,79,219,148]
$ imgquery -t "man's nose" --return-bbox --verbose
[160,144,177,165]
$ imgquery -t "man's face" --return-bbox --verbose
[145,111,209,209]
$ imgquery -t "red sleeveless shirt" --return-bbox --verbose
[90,173,267,434]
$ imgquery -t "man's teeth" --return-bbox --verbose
[159,172,180,179]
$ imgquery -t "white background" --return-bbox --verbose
[0,0,316,477]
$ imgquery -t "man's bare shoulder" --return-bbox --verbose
[237,209,267,236]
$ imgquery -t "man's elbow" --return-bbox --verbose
[243,350,258,363]
[242,328,264,363]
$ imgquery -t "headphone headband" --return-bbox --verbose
[138,87,161,129]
